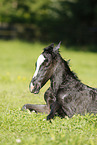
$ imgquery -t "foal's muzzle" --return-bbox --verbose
[29,81,41,94]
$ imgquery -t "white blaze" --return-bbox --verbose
[30,82,34,92]
[33,54,45,78]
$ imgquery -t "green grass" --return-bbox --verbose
[0,40,97,145]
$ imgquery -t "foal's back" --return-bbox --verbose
[57,76,97,117]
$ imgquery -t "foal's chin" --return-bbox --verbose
[33,89,40,94]
[30,88,40,94]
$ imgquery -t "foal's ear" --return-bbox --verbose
[49,43,54,48]
[53,41,61,53]
[44,43,54,51]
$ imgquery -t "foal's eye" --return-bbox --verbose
[45,59,49,63]
[45,59,50,66]
[45,59,48,62]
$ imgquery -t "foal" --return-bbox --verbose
[22,42,97,120]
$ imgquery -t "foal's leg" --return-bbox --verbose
[47,102,66,120]
[47,102,60,120]
[22,104,50,114]
[21,88,52,114]
[22,88,55,116]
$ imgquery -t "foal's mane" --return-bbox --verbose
[63,58,80,81]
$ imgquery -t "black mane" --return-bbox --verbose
[63,59,80,81]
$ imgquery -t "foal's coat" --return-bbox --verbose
[22,42,97,120]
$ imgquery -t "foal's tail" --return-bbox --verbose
[22,104,50,114]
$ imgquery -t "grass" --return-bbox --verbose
[0,40,97,145]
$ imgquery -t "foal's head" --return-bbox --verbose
[29,42,61,94]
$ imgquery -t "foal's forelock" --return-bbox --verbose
[33,54,45,78]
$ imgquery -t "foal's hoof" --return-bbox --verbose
[47,115,50,120]
[21,104,27,111]
[47,114,54,120]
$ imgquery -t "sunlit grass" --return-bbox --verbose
[0,40,97,145]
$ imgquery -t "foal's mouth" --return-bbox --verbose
[29,82,40,94]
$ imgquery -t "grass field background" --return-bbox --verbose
[0,40,97,145]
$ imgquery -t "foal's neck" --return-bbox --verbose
[50,56,65,95]
[50,56,79,95]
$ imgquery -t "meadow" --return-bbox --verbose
[0,40,97,145]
